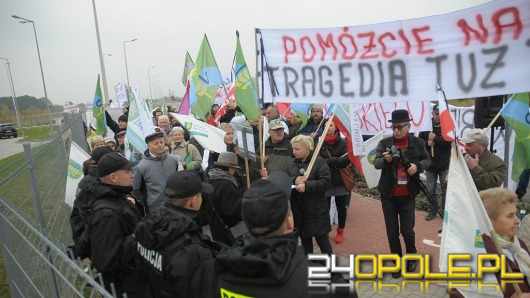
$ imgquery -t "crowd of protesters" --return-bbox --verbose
[69,100,525,297]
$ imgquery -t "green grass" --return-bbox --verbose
[20,126,52,141]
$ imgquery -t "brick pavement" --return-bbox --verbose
[326,192,450,298]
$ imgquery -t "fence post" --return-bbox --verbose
[23,143,61,298]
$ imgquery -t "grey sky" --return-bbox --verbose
[0,0,488,106]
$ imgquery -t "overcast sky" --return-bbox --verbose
[0,0,489,106]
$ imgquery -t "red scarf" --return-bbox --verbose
[392,133,410,197]
[324,131,339,145]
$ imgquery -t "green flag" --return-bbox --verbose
[190,35,222,121]
[92,75,107,135]
[181,51,194,86]
[501,93,530,181]
[234,31,260,121]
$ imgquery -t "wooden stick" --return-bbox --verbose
[245,157,250,189]
[314,115,325,133]
[259,116,264,169]
[305,114,335,177]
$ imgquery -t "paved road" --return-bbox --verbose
[0,137,47,160]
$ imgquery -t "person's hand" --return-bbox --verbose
[182,162,187,169]
[510,292,530,298]
[260,168,268,179]
[125,196,136,205]
[296,183,306,193]
[295,176,307,185]
[465,153,480,170]
[407,163,418,175]
[309,132,317,139]
[383,150,393,163]
[428,132,436,140]
[427,139,434,147]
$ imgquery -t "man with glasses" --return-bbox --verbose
[374,109,430,279]
[419,104,451,221]
[461,128,507,191]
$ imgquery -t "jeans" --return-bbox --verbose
[426,169,448,216]
[516,169,530,198]
[381,196,417,256]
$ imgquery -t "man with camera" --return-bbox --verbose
[374,110,431,279]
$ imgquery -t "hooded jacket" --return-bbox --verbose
[214,232,310,297]
[132,151,182,214]
[135,203,226,298]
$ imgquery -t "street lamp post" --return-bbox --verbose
[0,58,22,130]
[152,75,159,106]
[123,39,137,99]
[91,0,110,106]
[147,66,156,100]
[12,15,52,132]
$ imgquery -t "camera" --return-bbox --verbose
[388,145,402,159]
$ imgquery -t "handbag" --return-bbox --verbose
[211,205,249,245]
[325,149,355,192]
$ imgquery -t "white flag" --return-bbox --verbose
[361,132,384,189]
[439,143,501,297]
[65,142,90,208]
[112,82,128,108]
[171,113,227,154]
[126,87,154,154]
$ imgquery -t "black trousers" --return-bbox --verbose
[381,195,417,256]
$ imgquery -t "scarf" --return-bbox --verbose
[324,131,339,145]
[494,233,530,281]
[208,168,238,187]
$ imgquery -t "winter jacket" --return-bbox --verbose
[86,182,150,297]
[287,153,331,237]
[204,168,243,245]
[418,120,451,172]
[135,203,227,298]
[374,135,431,198]
[172,141,202,171]
[259,136,293,174]
[132,151,182,214]
[213,232,310,297]
[69,165,98,247]
[320,134,351,196]
[470,149,507,191]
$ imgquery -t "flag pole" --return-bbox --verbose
[305,114,335,177]
[259,116,265,169]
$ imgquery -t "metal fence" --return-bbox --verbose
[0,113,113,297]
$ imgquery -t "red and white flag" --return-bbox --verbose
[437,85,456,142]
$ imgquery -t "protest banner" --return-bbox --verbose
[257,0,530,104]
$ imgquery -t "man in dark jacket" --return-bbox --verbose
[135,170,226,298]
[204,152,244,245]
[68,145,114,258]
[418,104,451,221]
[87,152,149,297]
[259,119,293,174]
[297,104,327,144]
[374,109,430,279]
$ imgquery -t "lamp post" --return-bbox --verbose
[152,75,159,105]
[11,15,52,132]
[91,0,110,106]
[0,58,22,130]
[123,39,137,99]
[147,66,156,100]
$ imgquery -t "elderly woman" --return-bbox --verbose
[481,187,530,297]
[320,121,351,244]
[287,135,332,255]
[83,135,106,176]
[171,127,202,170]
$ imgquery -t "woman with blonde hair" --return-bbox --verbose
[171,127,201,170]
[481,187,530,297]
[287,135,332,255]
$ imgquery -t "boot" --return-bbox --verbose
[335,228,344,244]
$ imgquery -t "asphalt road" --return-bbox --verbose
[0,137,47,160]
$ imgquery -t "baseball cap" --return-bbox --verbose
[461,128,489,144]
[164,170,214,199]
[269,119,284,130]
[432,104,439,114]
[241,171,292,236]
[91,146,114,164]
[97,152,139,177]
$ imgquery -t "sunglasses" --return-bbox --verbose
[392,124,409,130]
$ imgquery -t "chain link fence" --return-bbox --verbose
[0,113,113,297]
